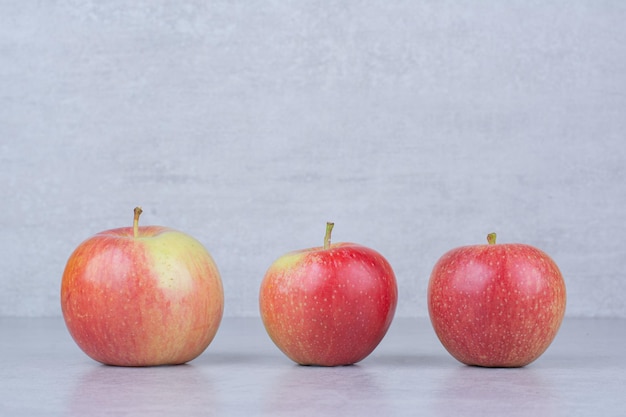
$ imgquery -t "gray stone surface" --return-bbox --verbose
[1,317,625,416]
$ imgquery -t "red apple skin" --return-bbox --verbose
[428,239,566,367]
[259,242,398,366]
[61,225,224,366]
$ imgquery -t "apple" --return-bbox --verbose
[259,222,398,366]
[427,233,566,367]
[61,207,224,366]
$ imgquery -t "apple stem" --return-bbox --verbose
[324,222,334,250]
[487,232,497,245]
[133,207,143,238]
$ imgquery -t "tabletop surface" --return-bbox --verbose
[1,316,624,417]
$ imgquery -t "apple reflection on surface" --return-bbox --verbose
[432,366,563,417]
[262,364,391,417]
[68,364,216,417]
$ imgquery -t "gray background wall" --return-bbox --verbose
[2,1,625,318]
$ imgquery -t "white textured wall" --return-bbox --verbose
[2,1,625,317]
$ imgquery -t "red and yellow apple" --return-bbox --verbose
[259,222,398,366]
[427,233,566,367]
[61,207,224,366]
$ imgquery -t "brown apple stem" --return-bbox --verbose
[133,207,143,238]
[324,222,335,250]
[487,232,497,245]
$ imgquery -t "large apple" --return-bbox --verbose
[259,222,398,366]
[427,233,566,367]
[61,207,224,366]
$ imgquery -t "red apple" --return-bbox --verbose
[259,222,398,366]
[427,233,566,367]
[61,207,224,366]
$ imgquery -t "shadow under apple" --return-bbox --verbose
[261,364,391,417]
[67,364,217,417]
[431,365,564,417]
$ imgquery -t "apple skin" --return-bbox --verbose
[259,241,398,366]
[61,224,224,366]
[427,235,566,367]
